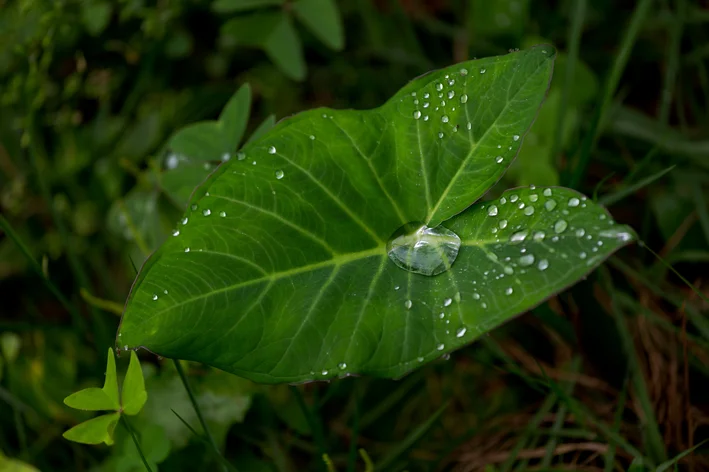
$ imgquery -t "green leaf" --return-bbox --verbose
[81,1,112,36]
[168,122,228,162]
[118,47,634,383]
[212,0,283,14]
[64,348,120,411]
[121,351,147,415]
[219,84,252,152]
[245,114,277,146]
[0,450,41,471]
[264,14,306,81]
[292,0,344,50]
[220,12,306,80]
[62,412,121,445]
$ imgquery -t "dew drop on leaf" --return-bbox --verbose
[487,205,498,216]
[519,254,535,266]
[554,220,568,233]
[275,170,284,180]
[404,300,412,309]
[456,327,467,338]
[545,199,557,211]
[387,223,461,276]
[568,197,580,207]
[538,259,549,270]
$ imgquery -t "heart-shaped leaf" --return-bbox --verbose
[62,412,121,445]
[121,351,147,415]
[64,348,120,411]
[117,46,635,383]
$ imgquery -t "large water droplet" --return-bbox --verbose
[442,115,449,123]
[543,188,552,197]
[488,205,498,216]
[545,199,557,211]
[510,230,528,243]
[523,206,535,216]
[568,197,580,207]
[519,254,535,266]
[387,223,461,276]
[554,219,568,233]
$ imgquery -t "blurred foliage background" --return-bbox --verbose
[1,0,709,470]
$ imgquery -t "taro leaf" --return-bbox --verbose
[121,351,147,415]
[63,412,121,445]
[118,46,635,383]
[64,348,120,411]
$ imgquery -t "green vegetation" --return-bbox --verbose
[1,0,708,470]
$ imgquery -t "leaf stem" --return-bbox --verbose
[121,416,153,472]
[172,360,223,468]
[290,386,327,470]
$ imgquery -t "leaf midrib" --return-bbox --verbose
[425,52,550,225]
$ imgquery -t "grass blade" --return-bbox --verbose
[598,165,676,206]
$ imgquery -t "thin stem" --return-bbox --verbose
[0,215,86,332]
[121,416,153,472]
[172,360,223,468]
[290,385,327,470]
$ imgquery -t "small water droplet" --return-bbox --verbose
[519,254,535,266]
[322,370,329,376]
[538,259,549,270]
[404,300,412,309]
[472,293,481,300]
[172,229,180,236]
[190,204,198,211]
[510,194,519,203]
[568,197,580,207]
[510,230,528,243]
[460,68,468,75]
[436,83,443,91]
[495,156,504,164]
[203,209,211,216]
[309,135,315,140]
[480,68,486,74]
[219,211,226,217]
[524,206,535,216]
[439,312,445,319]
[444,298,452,307]
[394,285,400,290]
[414,110,421,119]
[424,115,429,121]
[268,146,276,154]
[503,266,514,275]
[499,219,508,229]
[488,205,498,216]
[185,247,190,252]
[545,199,557,211]
[513,135,520,141]
[424,92,430,98]
[500,196,507,204]
[460,94,469,104]
[417,356,424,362]
[163,289,168,295]
[482,302,488,309]
[456,327,467,338]
[575,228,586,237]
[529,194,538,202]
[466,122,472,130]
[579,251,587,259]
[438,132,444,139]
[152,294,158,300]
[237,152,246,160]
[437,343,445,350]
[338,362,347,370]
[275,170,284,179]
[533,231,545,242]
[441,115,449,123]
[543,188,552,197]
[505,287,513,295]
[181,217,188,225]
[447,91,455,100]
[554,220,568,233]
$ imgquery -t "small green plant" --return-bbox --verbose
[116,46,636,384]
[63,349,147,453]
